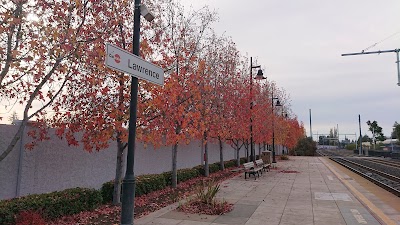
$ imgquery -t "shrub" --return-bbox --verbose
[0,188,102,225]
[196,180,220,205]
[209,163,220,174]
[193,165,205,176]
[177,168,200,182]
[162,168,200,185]
[346,143,357,150]
[162,171,173,186]
[135,174,167,197]
[101,181,114,203]
[193,163,220,176]
[293,137,317,156]
[240,157,247,165]
[224,160,236,168]
[101,158,243,205]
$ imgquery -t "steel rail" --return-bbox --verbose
[363,158,400,169]
[330,157,400,197]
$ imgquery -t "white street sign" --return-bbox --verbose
[105,43,164,86]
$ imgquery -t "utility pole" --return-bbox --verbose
[309,109,312,140]
[337,124,339,148]
[355,132,358,151]
[359,114,363,156]
[342,49,400,86]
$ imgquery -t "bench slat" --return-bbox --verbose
[243,162,262,180]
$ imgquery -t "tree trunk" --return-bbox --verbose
[172,143,178,188]
[0,119,26,162]
[201,138,204,166]
[1,57,63,162]
[112,64,126,204]
[112,136,125,205]
[245,141,250,162]
[236,146,241,166]
[219,137,224,170]
[204,131,209,177]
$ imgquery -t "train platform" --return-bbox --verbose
[135,156,400,225]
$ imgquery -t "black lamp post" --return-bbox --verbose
[120,1,154,224]
[281,111,288,154]
[271,91,282,164]
[250,57,265,162]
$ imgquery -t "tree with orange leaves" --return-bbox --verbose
[141,1,217,187]
[0,0,134,163]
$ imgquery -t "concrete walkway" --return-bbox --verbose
[135,157,400,225]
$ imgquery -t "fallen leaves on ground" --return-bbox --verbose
[177,200,233,215]
[49,169,240,225]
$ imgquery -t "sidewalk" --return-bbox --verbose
[135,156,400,225]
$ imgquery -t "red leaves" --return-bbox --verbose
[178,200,233,215]
[24,143,35,150]
[15,210,46,225]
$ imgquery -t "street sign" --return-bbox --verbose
[105,43,164,86]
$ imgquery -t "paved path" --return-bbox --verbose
[135,156,400,225]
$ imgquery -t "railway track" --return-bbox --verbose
[330,157,400,197]
[362,158,400,169]
[316,149,355,157]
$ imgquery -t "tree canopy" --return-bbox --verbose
[366,120,386,144]
[1,0,306,204]
[1,0,305,191]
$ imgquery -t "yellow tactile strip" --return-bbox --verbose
[320,157,397,225]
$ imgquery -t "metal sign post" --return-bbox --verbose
[104,1,163,224]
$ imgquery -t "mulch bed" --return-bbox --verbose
[177,200,233,215]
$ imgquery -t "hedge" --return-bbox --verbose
[101,161,234,203]
[0,187,102,225]
[100,181,115,204]
[1,157,243,223]
[224,160,236,168]
[101,168,200,203]
[135,174,167,197]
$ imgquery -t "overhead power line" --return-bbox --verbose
[362,29,400,52]
[342,49,400,86]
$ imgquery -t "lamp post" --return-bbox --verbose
[120,1,154,224]
[250,57,265,162]
[271,90,282,164]
[281,111,288,155]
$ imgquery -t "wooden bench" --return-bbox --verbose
[243,162,262,180]
[256,159,271,172]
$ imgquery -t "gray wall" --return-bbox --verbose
[0,124,249,200]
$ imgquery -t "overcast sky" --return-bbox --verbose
[182,0,400,140]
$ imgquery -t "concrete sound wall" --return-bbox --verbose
[0,124,246,200]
